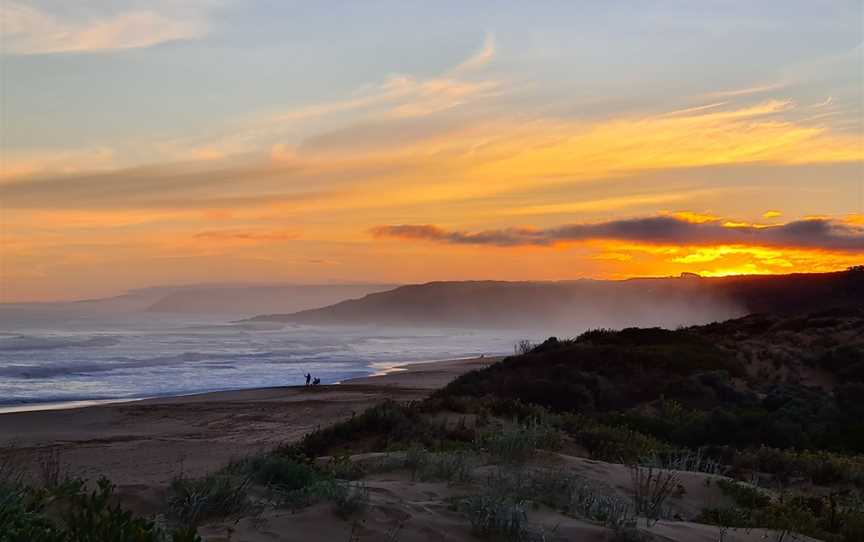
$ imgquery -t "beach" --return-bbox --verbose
[0,356,495,488]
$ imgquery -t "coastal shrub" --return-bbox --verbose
[228,451,371,518]
[698,479,864,542]
[597,382,864,454]
[0,475,200,542]
[290,400,451,457]
[327,480,369,519]
[641,448,726,476]
[819,346,864,382]
[233,455,319,490]
[458,486,562,542]
[629,464,680,526]
[487,399,556,424]
[515,339,534,355]
[436,328,745,415]
[322,453,367,481]
[458,494,532,541]
[523,468,635,528]
[710,446,864,487]
[480,466,636,531]
[560,416,667,463]
[715,479,771,510]
[477,419,562,464]
[61,478,164,541]
[422,450,476,483]
[269,477,369,517]
[0,481,60,541]
[433,313,864,452]
[696,506,753,542]
[424,450,476,483]
[167,473,254,527]
[754,500,822,542]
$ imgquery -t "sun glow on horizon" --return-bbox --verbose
[1,2,862,302]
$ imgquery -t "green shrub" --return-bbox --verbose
[326,481,369,519]
[458,494,531,541]
[417,449,476,483]
[322,453,367,481]
[478,419,561,464]
[523,468,634,528]
[561,416,667,463]
[290,400,458,457]
[0,476,201,542]
[629,465,679,525]
[233,455,319,490]
[0,481,62,542]
[696,507,751,542]
[167,473,254,527]
[716,479,771,510]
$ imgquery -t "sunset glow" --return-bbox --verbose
[1,2,862,301]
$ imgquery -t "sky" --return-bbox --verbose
[1,1,863,302]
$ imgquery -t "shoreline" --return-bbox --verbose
[0,354,499,415]
[0,355,499,486]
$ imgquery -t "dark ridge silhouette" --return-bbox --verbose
[144,283,398,315]
[246,268,863,329]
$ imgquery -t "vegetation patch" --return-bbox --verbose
[1,475,200,542]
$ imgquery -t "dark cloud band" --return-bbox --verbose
[371,216,864,251]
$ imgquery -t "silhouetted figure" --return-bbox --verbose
[312,377,321,386]
[305,373,311,386]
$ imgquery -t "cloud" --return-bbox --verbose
[3,96,860,217]
[0,160,323,210]
[451,32,496,74]
[194,229,300,242]
[371,216,864,252]
[272,72,499,123]
[269,34,500,125]
[0,147,115,180]
[706,82,787,98]
[0,2,209,54]
[502,192,707,216]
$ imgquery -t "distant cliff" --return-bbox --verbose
[245,270,864,329]
[145,284,399,316]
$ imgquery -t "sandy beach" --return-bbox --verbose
[0,357,495,487]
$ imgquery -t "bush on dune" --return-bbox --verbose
[167,472,255,528]
[478,418,562,464]
[285,400,466,458]
[436,328,745,414]
[0,474,201,542]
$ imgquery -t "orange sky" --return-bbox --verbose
[2,3,863,302]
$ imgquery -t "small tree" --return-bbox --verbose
[514,340,533,356]
[629,464,679,527]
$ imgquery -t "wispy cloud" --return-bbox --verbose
[372,216,864,252]
[450,32,495,74]
[706,82,787,98]
[0,2,211,54]
[500,192,706,216]
[194,229,300,243]
[3,98,859,215]
[0,147,115,180]
[271,34,501,124]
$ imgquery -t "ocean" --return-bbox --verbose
[0,311,516,410]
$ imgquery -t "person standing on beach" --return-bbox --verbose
[305,373,311,386]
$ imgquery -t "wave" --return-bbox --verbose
[0,349,351,379]
[0,335,121,351]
